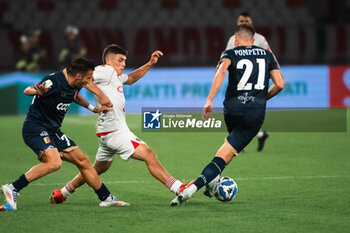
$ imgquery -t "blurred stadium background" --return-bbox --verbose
[0,0,349,115]
[1,1,350,232]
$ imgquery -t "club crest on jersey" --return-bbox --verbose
[117,86,123,93]
[43,137,51,144]
[40,131,49,137]
[60,92,68,98]
[56,103,71,112]
[143,109,161,129]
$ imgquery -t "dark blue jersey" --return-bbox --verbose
[221,45,279,115]
[24,71,79,130]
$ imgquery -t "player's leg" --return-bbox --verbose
[2,149,62,210]
[60,147,129,206]
[2,127,63,211]
[61,148,102,188]
[51,141,116,203]
[53,159,113,202]
[51,134,120,204]
[170,114,256,206]
[131,144,183,194]
[257,129,269,151]
[25,149,63,182]
[170,141,236,206]
[71,160,113,189]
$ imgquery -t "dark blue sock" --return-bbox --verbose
[12,174,29,192]
[95,183,111,201]
[193,157,226,190]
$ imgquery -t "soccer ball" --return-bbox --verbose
[214,176,238,202]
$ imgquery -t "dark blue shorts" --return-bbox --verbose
[224,112,264,153]
[22,122,76,158]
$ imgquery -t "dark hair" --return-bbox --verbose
[66,57,95,76]
[239,12,250,17]
[235,24,255,37]
[102,44,128,64]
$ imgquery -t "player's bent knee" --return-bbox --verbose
[47,160,62,173]
[66,149,92,168]
[76,156,91,169]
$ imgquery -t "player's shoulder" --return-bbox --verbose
[251,45,272,56]
[221,48,235,57]
[44,71,63,80]
[93,65,116,81]
[94,64,115,74]
[42,71,64,86]
[254,32,267,41]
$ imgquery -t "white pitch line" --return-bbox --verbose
[30,180,156,186]
[236,174,349,181]
[28,174,349,187]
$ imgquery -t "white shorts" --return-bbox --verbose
[95,129,145,162]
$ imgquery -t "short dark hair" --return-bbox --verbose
[235,25,255,39]
[239,12,250,17]
[66,57,95,76]
[102,44,128,64]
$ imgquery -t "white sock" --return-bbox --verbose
[257,130,264,138]
[165,177,182,194]
[61,182,75,199]
[187,184,198,196]
[8,184,15,190]
[170,180,183,194]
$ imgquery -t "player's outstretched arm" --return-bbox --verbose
[202,59,231,121]
[267,69,285,100]
[24,82,51,96]
[74,93,110,113]
[125,50,163,85]
[84,81,113,107]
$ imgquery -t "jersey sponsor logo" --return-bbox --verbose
[117,86,123,93]
[237,92,255,104]
[143,109,161,129]
[43,137,51,144]
[56,103,71,112]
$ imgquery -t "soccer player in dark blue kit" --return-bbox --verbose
[171,25,285,206]
[1,57,129,211]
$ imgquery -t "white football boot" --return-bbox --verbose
[170,180,196,206]
[99,194,130,207]
[203,175,220,198]
[1,184,19,210]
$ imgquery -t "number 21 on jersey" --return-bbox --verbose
[236,58,266,91]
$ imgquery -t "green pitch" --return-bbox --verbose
[0,110,349,233]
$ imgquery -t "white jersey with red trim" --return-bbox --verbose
[93,65,129,133]
[225,32,271,50]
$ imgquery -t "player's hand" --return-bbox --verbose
[93,106,110,114]
[99,94,113,108]
[202,102,213,121]
[149,50,163,65]
[33,83,51,96]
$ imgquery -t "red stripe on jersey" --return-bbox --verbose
[96,130,117,137]
[131,140,140,149]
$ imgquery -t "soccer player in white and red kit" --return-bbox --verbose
[50,45,184,205]
[225,12,280,152]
